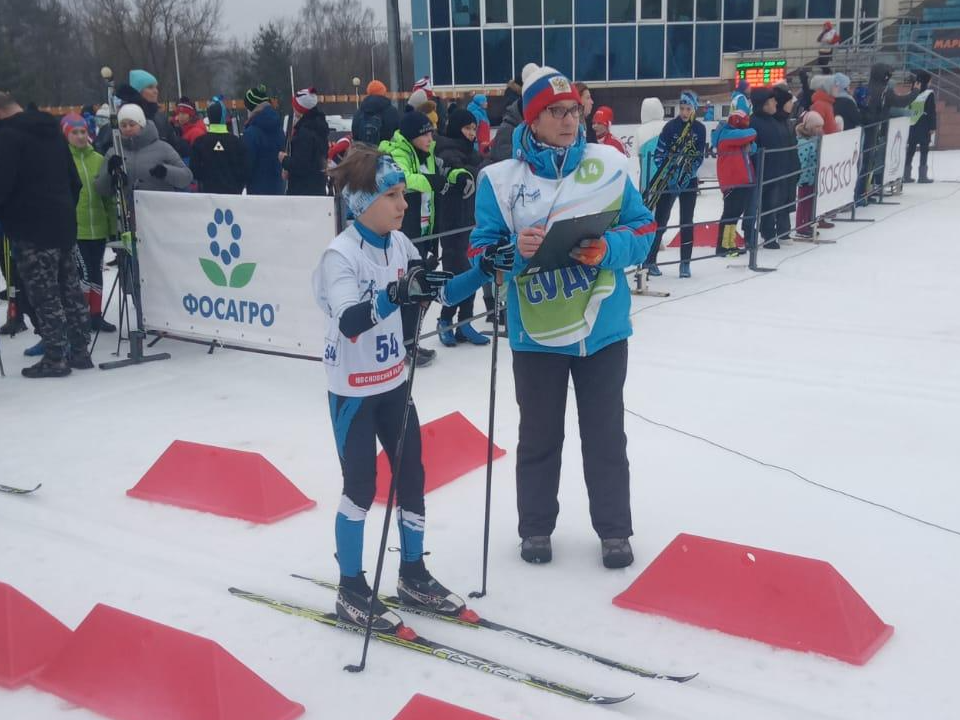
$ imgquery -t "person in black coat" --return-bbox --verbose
[832,73,861,131]
[749,88,790,248]
[351,80,401,146]
[190,102,247,194]
[0,91,91,376]
[905,69,937,183]
[434,108,488,346]
[772,84,800,245]
[280,89,330,196]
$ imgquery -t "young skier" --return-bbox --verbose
[313,145,514,633]
[712,110,756,256]
[644,90,706,278]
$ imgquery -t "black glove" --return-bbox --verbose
[479,238,516,277]
[107,154,124,175]
[425,173,447,193]
[387,265,453,305]
[149,164,168,179]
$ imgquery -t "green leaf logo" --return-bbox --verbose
[229,262,257,288]
[199,258,228,286]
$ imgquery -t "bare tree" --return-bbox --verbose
[75,0,223,101]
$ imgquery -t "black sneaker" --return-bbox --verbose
[520,536,552,564]
[22,355,71,379]
[336,575,407,635]
[601,538,634,569]
[397,560,466,617]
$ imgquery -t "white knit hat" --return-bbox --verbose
[117,103,146,128]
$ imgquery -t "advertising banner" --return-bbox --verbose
[137,191,336,358]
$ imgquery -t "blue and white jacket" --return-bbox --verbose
[469,124,656,357]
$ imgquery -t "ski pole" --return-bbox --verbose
[345,303,427,674]
[470,270,503,599]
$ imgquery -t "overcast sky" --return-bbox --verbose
[221,0,412,41]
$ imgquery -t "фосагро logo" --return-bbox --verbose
[200,208,256,288]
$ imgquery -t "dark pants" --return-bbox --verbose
[11,242,89,358]
[759,182,793,242]
[906,128,930,172]
[647,187,697,265]
[512,340,632,539]
[329,383,425,516]
[2,241,36,325]
[439,231,475,323]
[717,186,752,252]
[401,236,435,346]
[75,239,106,316]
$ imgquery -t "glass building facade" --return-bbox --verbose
[411,0,881,86]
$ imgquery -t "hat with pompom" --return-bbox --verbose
[521,64,581,124]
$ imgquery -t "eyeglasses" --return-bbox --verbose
[544,104,584,120]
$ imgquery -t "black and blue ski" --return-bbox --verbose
[229,587,633,705]
[291,573,697,684]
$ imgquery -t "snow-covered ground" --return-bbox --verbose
[2,152,959,720]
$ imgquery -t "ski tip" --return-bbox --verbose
[591,692,634,705]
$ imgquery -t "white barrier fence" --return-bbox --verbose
[136,191,336,359]
[816,127,863,216]
[132,121,907,359]
[884,117,911,185]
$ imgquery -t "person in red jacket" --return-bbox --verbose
[592,106,626,155]
[175,97,207,148]
[809,76,839,135]
[711,110,756,256]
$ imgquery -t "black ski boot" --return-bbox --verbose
[520,535,552,564]
[903,166,914,183]
[919,165,933,184]
[22,353,71,378]
[336,573,411,637]
[397,559,467,617]
[601,538,634,569]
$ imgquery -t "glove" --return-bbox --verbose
[479,238,516,276]
[569,237,607,266]
[107,154,124,175]
[387,265,453,305]
[149,164,168,179]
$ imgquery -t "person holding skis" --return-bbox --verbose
[94,104,193,201]
[592,106,626,155]
[470,64,657,569]
[643,90,706,278]
[313,145,514,633]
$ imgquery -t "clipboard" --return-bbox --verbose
[520,209,620,277]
